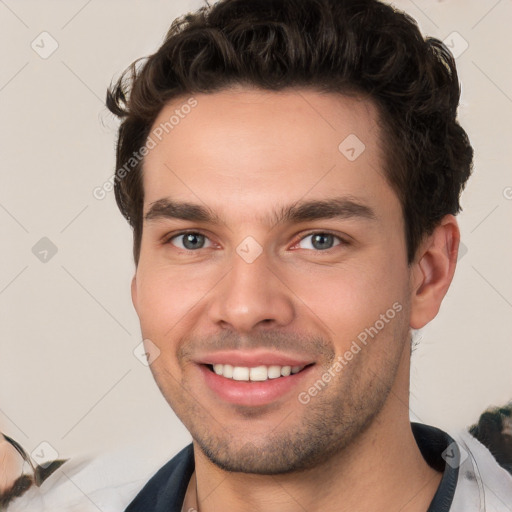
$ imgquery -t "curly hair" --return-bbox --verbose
[106,0,473,265]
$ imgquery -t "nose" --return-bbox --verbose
[207,246,295,333]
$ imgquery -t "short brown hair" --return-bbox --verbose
[106,0,473,265]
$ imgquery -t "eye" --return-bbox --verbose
[167,231,213,251]
[295,232,345,251]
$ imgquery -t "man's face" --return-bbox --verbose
[132,87,414,473]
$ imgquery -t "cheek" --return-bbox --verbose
[285,251,409,346]
[134,261,217,337]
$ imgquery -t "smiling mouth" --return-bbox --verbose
[205,363,314,382]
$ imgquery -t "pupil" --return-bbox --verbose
[312,234,333,250]
[184,233,204,250]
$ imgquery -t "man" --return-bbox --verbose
[106,0,512,510]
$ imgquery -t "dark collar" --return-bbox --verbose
[411,422,459,511]
[125,422,458,511]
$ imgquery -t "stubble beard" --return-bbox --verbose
[152,304,410,475]
[180,341,405,475]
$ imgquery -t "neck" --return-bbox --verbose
[189,344,442,512]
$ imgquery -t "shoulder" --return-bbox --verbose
[411,421,512,511]
[124,443,195,512]
[449,428,512,511]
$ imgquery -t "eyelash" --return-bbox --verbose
[164,230,349,253]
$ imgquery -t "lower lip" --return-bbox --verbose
[199,364,314,407]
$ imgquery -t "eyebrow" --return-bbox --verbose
[144,196,376,227]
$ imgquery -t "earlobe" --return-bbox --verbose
[409,215,460,329]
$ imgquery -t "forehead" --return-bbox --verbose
[141,87,396,221]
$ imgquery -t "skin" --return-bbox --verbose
[131,86,460,511]
[0,434,24,493]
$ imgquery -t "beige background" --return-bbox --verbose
[0,0,511,483]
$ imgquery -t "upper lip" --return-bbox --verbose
[195,350,315,367]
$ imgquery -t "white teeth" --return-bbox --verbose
[210,363,306,381]
[223,364,233,378]
[232,366,250,381]
[280,366,291,377]
[249,366,267,381]
[267,365,282,379]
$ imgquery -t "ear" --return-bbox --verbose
[409,215,460,329]
[131,274,139,314]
